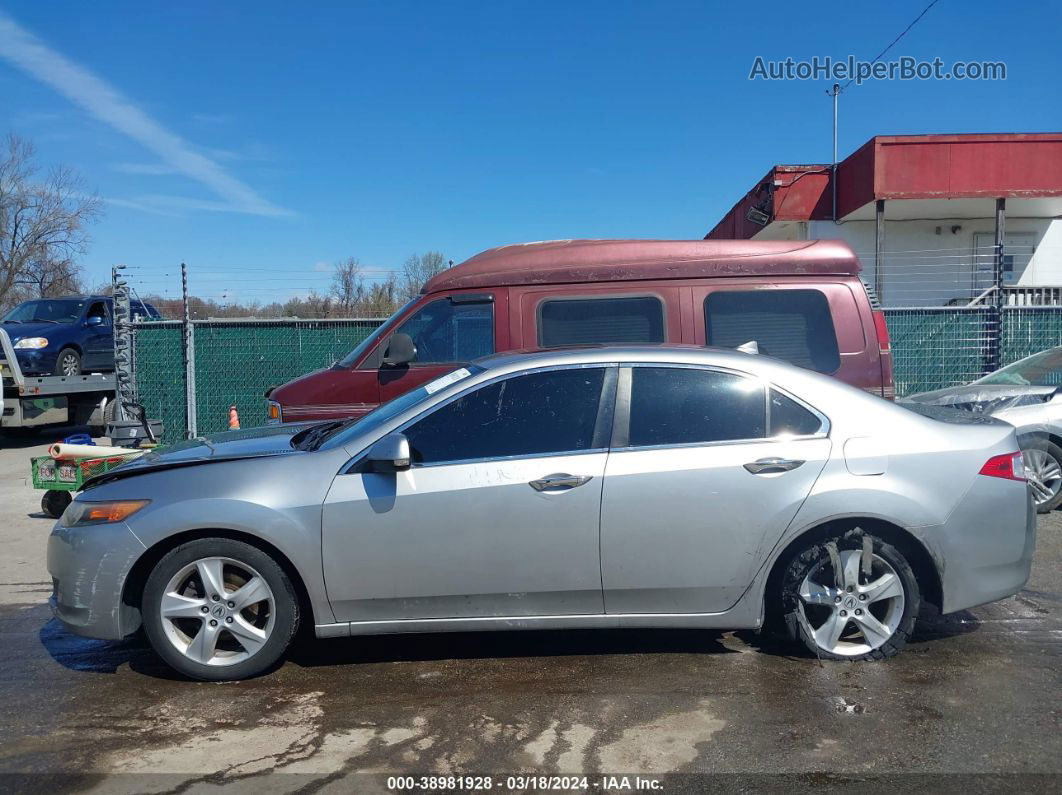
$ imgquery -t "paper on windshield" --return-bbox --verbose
[424,367,472,395]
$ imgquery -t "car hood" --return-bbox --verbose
[901,384,1058,414]
[1,320,64,343]
[83,423,317,488]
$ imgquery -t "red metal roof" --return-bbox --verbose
[706,133,1062,239]
[424,239,860,293]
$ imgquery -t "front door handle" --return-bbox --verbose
[743,457,805,475]
[529,473,593,492]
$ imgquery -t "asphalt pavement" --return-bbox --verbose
[0,430,1058,793]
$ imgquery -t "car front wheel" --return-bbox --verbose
[142,538,300,680]
[54,348,81,377]
[779,531,920,661]
[1022,442,1062,513]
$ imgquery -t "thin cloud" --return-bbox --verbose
[0,11,292,218]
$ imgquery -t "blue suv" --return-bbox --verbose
[1,295,160,376]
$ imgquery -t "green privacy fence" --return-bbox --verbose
[132,319,384,443]
[132,309,1062,443]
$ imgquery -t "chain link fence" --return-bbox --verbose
[133,319,384,442]
[131,310,1062,444]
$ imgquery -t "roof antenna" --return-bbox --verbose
[736,340,759,354]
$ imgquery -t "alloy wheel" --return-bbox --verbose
[59,352,79,376]
[159,556,275,667]
[1023,448,1062,506]
[797,548,906,657]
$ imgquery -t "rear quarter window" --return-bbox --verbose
[705,289,840,373]
[539,296,665,347]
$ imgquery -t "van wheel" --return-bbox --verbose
[55,349,81,377]
[778,530,919,660]
[142,538,300,681]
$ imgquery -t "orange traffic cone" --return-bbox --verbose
[228,405,240,430]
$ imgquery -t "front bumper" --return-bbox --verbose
[47,520,147,639]
[12,348,57,376]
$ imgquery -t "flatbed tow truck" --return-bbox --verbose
[0,327,114,439]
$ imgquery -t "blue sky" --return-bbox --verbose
[1,1,1059,304]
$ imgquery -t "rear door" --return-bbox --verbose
[600,364,831,614]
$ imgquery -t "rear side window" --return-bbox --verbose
[539,296,664,347]
[627,367,765,447]
[769,389,823,436]
[705,290,840,373]
[406,368,605,464]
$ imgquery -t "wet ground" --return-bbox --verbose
[0,433,1059,792]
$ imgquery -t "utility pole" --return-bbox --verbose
[827,83,842,222]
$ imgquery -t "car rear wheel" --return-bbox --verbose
[54,348,81,377]
[779,531,919,661]
[142,539,299,680]
[1022,443,1062,513]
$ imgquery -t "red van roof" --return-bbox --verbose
[423,239,861,293]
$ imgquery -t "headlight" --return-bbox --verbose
[266,400,283,424]
[14,337,48,349]
[61,499,150,527]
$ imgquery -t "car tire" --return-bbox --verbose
[1021,440,1062,514]
[54,348,81,377]
[142,538,300,681]
[778,529,920,661]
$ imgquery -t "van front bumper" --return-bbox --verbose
[47,520,147,640]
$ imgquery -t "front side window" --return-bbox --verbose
[627,367,765,447]
[705,290,840,373]
[539,296,665,347]
[405,368,606,464]
[395,298,494,364]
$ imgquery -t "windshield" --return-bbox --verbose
[317,364,483,450]
[2,299,85,323]
[334,298,418,368]
[976,347,1062,386]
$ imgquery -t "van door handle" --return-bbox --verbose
[744,458,805,475]
[529,473,593,491]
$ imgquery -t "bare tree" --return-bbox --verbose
[399,251,449,302]
[17,254,83,299]
[0,134,102,311]
[330,257,364,314]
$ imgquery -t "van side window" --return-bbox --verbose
[704,290,840,374]
[395,299,494,364]
[539,296,664,347]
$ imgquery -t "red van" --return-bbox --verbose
[267,239,893,423]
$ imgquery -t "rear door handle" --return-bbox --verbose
[743,457,805,475]
[529,473,593,491]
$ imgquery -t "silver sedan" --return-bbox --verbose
[48,346,1036,680]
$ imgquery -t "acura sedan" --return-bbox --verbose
[48,346,1035,680]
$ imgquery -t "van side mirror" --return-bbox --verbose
[364,433,412,473]
[85,315,104,327]
[382,333,416,367]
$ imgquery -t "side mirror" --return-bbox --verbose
[85,315,104,327]
[364,432,411,473]
[382,333,416,367]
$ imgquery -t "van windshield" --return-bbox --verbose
[2,299,85,323]
[333,298,417,369]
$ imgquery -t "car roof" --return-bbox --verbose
[477,343,774,372]
[423,239,861,294]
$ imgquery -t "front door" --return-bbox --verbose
[82,300,113,370]
[322,365,614,622]
[374,294,497,404]
[600,365,831,614]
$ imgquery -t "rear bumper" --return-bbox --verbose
[47,520,146,639]
[931,479,1036,614]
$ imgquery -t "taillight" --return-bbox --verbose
[979,452,1026,481]
[873,310,891,353]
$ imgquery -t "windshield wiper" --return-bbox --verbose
[291,419,353,451]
